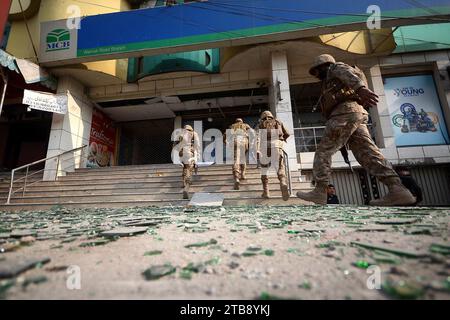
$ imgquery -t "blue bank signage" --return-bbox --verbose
[39,0,450,65]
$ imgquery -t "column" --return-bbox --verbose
[269,51,299,171]
[364,63,396,150]
[43,76,93,181]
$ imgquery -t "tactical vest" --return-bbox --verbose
[260,118,284,141]
[178,131,196,158]
[320,64,366,118]
[230,122,249,137]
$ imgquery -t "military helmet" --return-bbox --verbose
[235,118,243,123]
[309,54,336,76]
[184,125,193,132]
[260,111,274,120]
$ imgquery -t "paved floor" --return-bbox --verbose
[0,205,449,300]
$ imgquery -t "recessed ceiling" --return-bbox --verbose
[102,103,175,122]
[99,94,268,121]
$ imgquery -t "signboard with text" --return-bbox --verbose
[384,74,450,147]
[22,89,68,114]
[39,0,450,66]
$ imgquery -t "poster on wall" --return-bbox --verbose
[87,108,116,168]
[384,74,450,147]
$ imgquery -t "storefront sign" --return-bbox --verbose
[22,89,68,114]
[384,74,450,146]
[16,58,51,84]
[39,0,450,66]
[87,108,116,168]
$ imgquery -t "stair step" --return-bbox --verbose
[1,181,311,196]
[0,197,312,212]
[0,163,313,210]
[8,189,307,203]
[17,177,309,188]
[61,170,303,180]
[74,163,261,172]
[71,168,301,177]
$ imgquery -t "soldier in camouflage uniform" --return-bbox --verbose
[174,125,200,199]
[225,118,252,190]
[257,111,290,201]
[296,54,415,206]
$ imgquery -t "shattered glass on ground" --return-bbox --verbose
[0,205,449,299]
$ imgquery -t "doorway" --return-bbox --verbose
[118,118,174,165]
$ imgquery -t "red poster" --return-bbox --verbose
[0,0,11,44]
[87,108,116,167]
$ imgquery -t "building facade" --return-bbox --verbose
[1,0,450,205]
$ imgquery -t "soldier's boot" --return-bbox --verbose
[183,180,191,200]
[279,176,290,201]
[240,165,247,180]
[296,181,327,205]
[369,177,416,206]
[261,176,270,199]
[234,177,240,190]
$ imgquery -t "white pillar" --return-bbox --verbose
[174,115,182,130]
[365,64,396,149]
[43,77,93,181]
[270,51,299,171]
[172,116,182,164]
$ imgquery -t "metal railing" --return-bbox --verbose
[294,126,325,153]
[294,124,376,153]
[282,149,292,196]
[6,145,88,204]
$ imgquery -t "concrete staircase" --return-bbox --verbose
[0,164,313,211]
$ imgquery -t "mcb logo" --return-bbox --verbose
[46,29,71,52]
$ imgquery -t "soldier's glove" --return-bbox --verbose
[357,87,379,108]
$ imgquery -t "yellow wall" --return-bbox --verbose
[7,0,130,80]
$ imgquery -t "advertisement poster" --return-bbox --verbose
[87,109,116,168]
[384,74,450,147]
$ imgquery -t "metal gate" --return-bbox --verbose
[373,165,450,206]
[305,165,450,206]
[118,119,174,165]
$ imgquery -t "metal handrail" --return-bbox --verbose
[282,149,292,196]
[6,145,87,204]
[294,124,374,152]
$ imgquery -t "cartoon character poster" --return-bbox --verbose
[87,109,116,168]
[384,74,450,147]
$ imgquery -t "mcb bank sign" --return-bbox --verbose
[46,29,71,52]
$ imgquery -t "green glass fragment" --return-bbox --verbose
[299,281,312,290]
[429,243,450,255]
[179,269,192,280]
[382,279,424,299]
[185,239,218,248]
[142,264,176,280]
[353,260,370,269]
[259,292,284,300]
[144,250,163,256]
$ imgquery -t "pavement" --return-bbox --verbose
[0,205,449,300]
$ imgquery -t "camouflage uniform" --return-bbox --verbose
[313,62,398,184]
[175,125,200,199]
[297,54,415,206]
[225,119,251,189]
[257,111,290,201]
